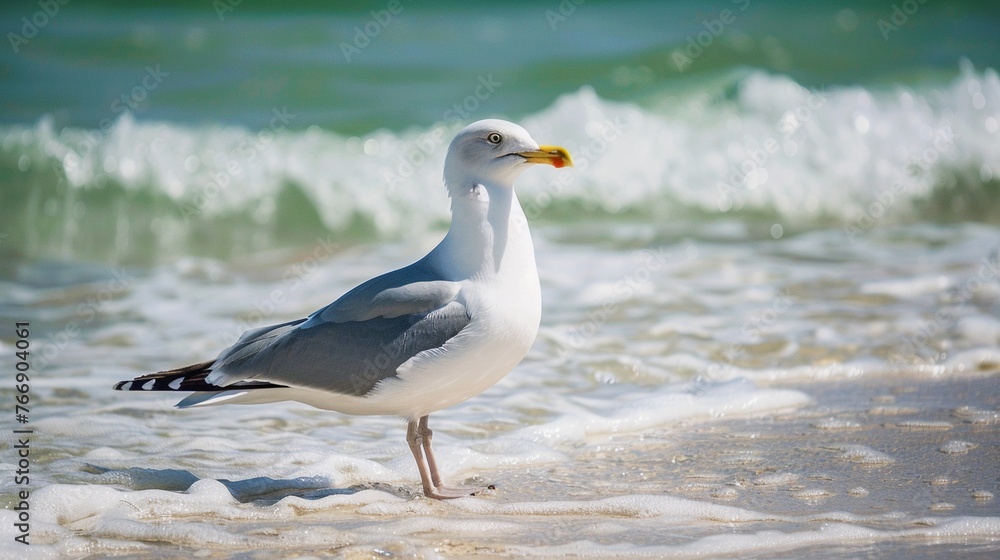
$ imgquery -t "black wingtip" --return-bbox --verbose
[113,360,287,393]
[113,360,217,392]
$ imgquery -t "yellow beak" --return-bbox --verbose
[517,145,574,169]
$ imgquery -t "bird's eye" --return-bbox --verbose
[486,132,503,145]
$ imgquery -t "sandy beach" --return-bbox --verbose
[5,369,997,558]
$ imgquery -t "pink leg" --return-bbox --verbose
[418,416,445,488]
[406,418,439,498]
[405,415,491,500]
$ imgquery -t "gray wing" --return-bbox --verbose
[208,260,469,397]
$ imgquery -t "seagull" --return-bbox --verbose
[114,119,572,499]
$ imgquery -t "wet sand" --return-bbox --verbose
[423,374,1000,558]
[21,373,994,559]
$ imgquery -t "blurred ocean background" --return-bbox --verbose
[1,1,1000,558]
[2,0,999,262]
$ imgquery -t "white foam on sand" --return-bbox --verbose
[0,379,813,555]
[6,373,997,558]
[4,485,999,558]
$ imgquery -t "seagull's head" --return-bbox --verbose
[444,119,573,191]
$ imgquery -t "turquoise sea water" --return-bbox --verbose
[1,1,1000,558]
[1,0,999,262]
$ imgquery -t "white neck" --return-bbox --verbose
[428,181,535,281]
